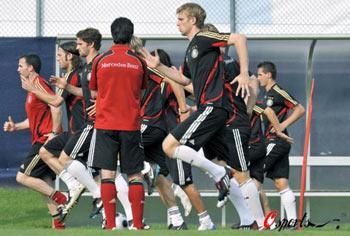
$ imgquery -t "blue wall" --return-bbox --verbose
[0,37,56,170]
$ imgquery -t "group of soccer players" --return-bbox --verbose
[3,2,305,231]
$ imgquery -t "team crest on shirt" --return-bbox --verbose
[266,96,274,107]
[191,46,199,59]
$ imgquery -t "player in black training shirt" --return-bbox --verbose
[257,61,305,225]
[39,29,104,222]
[141,3,252,230]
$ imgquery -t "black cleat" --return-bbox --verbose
[57,204,69,223]
[231,221,259,230]
[89,198,103,219]
[168,222,188,230]
[216,167,232,208]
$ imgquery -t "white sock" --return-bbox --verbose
[280,188,297,221]
[240,178,265,227]
[168,206,184,227]
[58,169,80,191]
[167,208,172,226]
[172,183,191,210]
[198,211,213,225]
[173,145,225,182]
[66,160,100,198]
[115,173,133,221]
[228,178,255,225]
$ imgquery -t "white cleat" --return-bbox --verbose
[66,183,85,210]
[198,221,216,231]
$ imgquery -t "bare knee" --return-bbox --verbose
[58,151,72,166]
[274,178,289,191]
[234,170,250,184]
[16,172,26,184]
[162,134,179,158]
[39,147,50,161]
[127,173,143,183]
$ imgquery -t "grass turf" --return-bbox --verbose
[0,188,349,236]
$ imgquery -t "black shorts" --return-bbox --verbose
[90,129,144,175]
[249,141,266,183]
[202,126,250,172]
[167,158,193,186]
[19,142,55,179]
[44,132,70,157]
[63,122,94,161]
[264,138,291,180]
[44,131,88,161]
[141,125,169,177]
[171,106,228,151]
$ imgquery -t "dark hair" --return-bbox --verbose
[20,54,41,73]
[151,49,173,67]
[111,17,134,44]
[76,28,102,50]
[257,61,277,80]
[59,41,82,69]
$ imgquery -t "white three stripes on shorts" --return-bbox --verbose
[232,129,247,171]
[179,106,213,145]
[70,124,93,159]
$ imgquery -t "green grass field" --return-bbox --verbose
[0,188,349,236]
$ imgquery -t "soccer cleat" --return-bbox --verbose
[128,224,150,230]
[198,221,216,231]
[57,204,69,223]
[128,219,150,230]
[66,183,85,210]
[231,221,259,230]
[142,161,155,195]
[89,198,103,219]
[53,218,65,230]
[168,222,188,230]
[215,167,232,208]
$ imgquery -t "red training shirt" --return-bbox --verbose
[90,45,147,131]
[25,76,55,144]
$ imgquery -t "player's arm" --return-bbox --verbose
[50,76,83,97]
[227,33,250,97]
[50,105,62,135]
[3,116,29,132]
[263,107,294,143]
[21,76,64,107]
[163,77,190,121]
[277,89,306,131]
[245,76,259,117]
[280,104,305,131]
[184,83,194,95]
[140,48,191,86]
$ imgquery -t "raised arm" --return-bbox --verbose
[50,76,83,97]
[140,48,191,86]
[228,34,250,97]
[21,76,64,107]
[245,76,259,117]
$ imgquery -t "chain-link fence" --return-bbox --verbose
[2,0,350,37]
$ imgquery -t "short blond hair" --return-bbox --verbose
[176,3,206,28]
[129,36,143,54]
